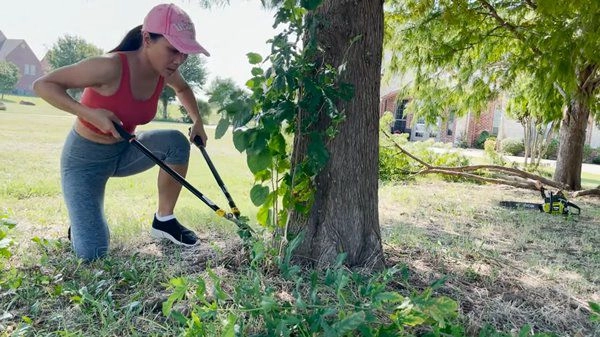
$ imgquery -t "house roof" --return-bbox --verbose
[0,39,25,60]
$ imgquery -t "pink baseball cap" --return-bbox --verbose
[142,3,210,56]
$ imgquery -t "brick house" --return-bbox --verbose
[0,30,43,95]
[380,89,600,148]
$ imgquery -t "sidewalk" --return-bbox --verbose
[436,148,600,175]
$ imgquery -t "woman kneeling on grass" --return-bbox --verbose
[34,3,210,261]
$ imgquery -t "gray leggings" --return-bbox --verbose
[61,128,190,261]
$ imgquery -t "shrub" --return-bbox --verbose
[500,138,525,156]
[474,131,490,149]
[379,135,471,182]
[484,137,497,152]
[543,138,559,159]
[484,137,506,166]
[379,146,413,181]
[592,155,600,165]
[583,144,594,163]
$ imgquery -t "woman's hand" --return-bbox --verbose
[81,108,122,139]
[189,120,208,147]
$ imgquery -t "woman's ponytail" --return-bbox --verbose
[110,25,143,52]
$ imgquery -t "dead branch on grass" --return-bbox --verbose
[572,187,600,198]
[383,130,600,197]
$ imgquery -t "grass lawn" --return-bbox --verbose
[1,96,599,336]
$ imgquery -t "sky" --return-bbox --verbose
[2,0,278,90]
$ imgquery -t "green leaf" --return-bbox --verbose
[221,314,237,337]
[162,277,188,317]
[332,311,366,335]
[215,118,230,139]
[429,276,447,290]
[247,52,263,65]
[373,291,404,304]
[257,204,270,226]
[0,238,12,249]
[300,0,322,10]
[590,301,600,322]
[232,129,248,152]
[251,67,264,76]
[250,185,270,206]
[260,295,277,312]
[268,133,287,154]
[307,133,329,169]
[247,149,272,174]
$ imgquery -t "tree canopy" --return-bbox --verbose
[0,61,20,99]
[46,35,104,70]
[384,0,600,189]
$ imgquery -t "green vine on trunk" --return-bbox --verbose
[214,0,354,230]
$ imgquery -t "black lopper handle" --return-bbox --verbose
[112,122,135,141]
[190,132,204,147]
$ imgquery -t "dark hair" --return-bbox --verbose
[110,25,162,52]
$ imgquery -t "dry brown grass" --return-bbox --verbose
[380,178,600,336]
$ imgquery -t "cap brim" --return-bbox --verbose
[165,35,210,56]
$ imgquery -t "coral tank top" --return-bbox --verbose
[79,53,165,134]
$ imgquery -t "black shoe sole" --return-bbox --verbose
[151,228,198,247]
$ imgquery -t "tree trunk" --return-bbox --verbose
[522,117,530,166]
[554,100,588,190]
[554,65,595,190]
[161,99,168,120]
[288,0,385,269]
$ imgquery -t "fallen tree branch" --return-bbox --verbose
[420,168,539,190]
[572,188,600,198]
[381,130,574,194]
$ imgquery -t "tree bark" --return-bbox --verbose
[288,0,385,269]
[554,66,595,190]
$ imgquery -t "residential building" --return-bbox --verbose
[380,88,600,148]
[0,30,43,95]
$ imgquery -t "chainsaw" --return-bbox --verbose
[499,187,581,215]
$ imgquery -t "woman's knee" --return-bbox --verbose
[163,130,190,165]
[73,243,109,262]
[70,220,110,261]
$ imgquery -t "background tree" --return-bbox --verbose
[179,99,211,123]
[158,54,207,120]
[46,35,104,98]
[385,0,600,190]
[0,61,20,99]
[505,73,561,168]
[206,77,239,109]
[206,77,252,130]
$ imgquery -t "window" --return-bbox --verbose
[30,65,36,76]
[492,105,502,136]
[23,64,29,75]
